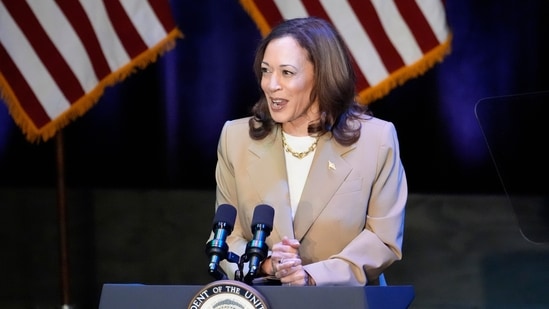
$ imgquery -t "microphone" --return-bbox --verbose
[205,204,237,280]
[244,204,275,283]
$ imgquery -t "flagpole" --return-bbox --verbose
[55,130,72,308]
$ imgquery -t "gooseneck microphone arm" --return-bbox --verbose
[205,204,238,280]
[242,204,275,284]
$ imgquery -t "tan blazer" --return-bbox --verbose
[215,116,407,286]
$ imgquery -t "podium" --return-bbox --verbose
[98,283,415,309]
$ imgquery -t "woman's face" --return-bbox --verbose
[260,36,318,135]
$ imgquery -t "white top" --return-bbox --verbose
[282,132,316,219]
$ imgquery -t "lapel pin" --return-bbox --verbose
[328,160,336,171]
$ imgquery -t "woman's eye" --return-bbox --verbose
[261,67,270,73]
[283,70,294,76]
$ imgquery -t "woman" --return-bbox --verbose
[213,16,407,286]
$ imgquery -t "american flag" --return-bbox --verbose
[0,0,182,142]
[240,0,452,105]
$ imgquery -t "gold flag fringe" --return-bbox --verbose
[357,33,453,105]
[240,0,274,36]
[0,28,183,143]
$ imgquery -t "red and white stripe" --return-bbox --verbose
[0,0,180,141]
[240,0,451,104]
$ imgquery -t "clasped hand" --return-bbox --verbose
[265,236,311,286]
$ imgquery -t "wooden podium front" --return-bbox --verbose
[98,283,414,308]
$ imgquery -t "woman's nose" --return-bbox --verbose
[268,75,281,91]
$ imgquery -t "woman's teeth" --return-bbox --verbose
[272,99,284,110]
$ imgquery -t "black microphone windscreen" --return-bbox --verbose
[213,204,237,228]
[251,204,274,228]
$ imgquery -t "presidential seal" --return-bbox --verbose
[187,280,270,309]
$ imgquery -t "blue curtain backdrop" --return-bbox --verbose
[0,0,548,193]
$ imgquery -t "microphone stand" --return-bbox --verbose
[234,253,248,283]
[239,253,256,285]
[214,249,269,286]
[209,251,240,281]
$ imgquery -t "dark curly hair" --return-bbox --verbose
[248,17,372,146]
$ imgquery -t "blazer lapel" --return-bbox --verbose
[293,134,354,240]
[247,126,294,242]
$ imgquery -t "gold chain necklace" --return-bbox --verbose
[281,132,320,159]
